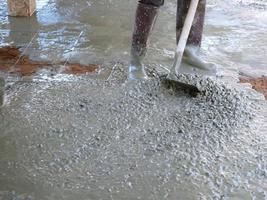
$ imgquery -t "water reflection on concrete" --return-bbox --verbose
[0,0,267,199]
[0,0,266,80]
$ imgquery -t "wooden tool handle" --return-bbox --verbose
[169,0,200,76]
[176,0,200,54]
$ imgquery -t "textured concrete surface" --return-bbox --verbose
[0,65,266,199]
[0,0,266,79]
[0,0,266,199]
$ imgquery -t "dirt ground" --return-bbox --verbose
[240,77,267,100]
[0,46,99,76]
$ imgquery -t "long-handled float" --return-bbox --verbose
[166,0,200,92]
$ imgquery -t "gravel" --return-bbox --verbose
[0,64,266,200]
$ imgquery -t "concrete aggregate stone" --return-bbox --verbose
[0,64,266,199]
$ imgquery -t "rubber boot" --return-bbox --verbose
[128,3,159,80]
[0,77,5,106]
[176,0,216,72]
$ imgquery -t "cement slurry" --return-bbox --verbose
[1,0,267,79]
[0,64,266,199]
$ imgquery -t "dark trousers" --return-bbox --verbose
[139,0,206,46]
[139,0,164,7]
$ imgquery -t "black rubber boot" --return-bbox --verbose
[0,77,5,106]
[128,3,159,80]
[176,0,216,72]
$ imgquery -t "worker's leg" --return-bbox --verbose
[0,77,4,106]
[176,0,216,72]
[128,0,163,80]
[8,0,36,16]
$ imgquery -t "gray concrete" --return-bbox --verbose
[0,0,267,79]
[0,0,267,199]
[0,65,267,199]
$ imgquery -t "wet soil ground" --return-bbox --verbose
[240,77,267,100]
[0,46,99,76]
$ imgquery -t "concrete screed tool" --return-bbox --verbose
[166,0,200,93]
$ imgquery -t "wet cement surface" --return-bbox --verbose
[0,0,267,79]
[0,0,267,199]
[0,65,267,199]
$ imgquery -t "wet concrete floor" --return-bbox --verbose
[1,45,267,99]
[0,0,267,79]
[0,0,267,199]
[0,65,267,199]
